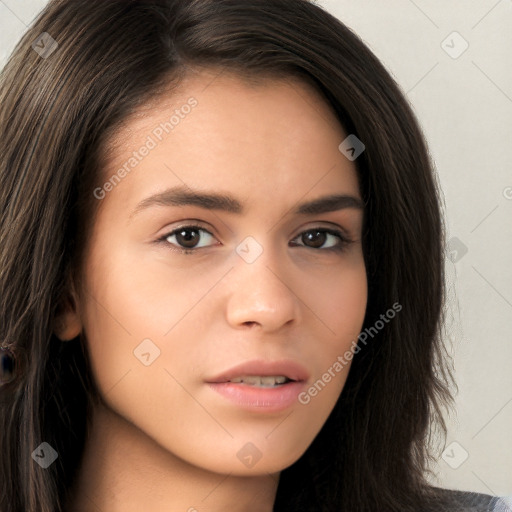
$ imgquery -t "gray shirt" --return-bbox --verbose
[433,487,512,511]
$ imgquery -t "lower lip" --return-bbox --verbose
[206,381,306,413]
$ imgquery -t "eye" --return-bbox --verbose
[290,228,354,253]
[158,225,217,254]
[157,224,355,255]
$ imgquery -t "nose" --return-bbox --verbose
[225,241,300,333]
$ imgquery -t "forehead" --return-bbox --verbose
[96,68,360,214]
[103,68,347,164]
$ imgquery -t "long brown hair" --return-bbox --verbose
[0,1,455,510]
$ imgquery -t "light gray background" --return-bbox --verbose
[1,0,511,498]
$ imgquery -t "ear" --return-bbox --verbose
[53,279,83,342]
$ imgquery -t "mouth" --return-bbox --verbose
[205,359,309,385]
[205,359,309,412]
[227,375,295,387]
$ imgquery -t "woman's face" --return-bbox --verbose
[66,69,367,475]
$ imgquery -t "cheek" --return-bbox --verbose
[81,244,180,337]
[78,246,158,393]
[79,245,214,394]
[309,257,368,340]
[302,258,367,389]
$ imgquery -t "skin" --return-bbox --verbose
[55,68,368,512]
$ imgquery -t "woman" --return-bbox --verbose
[0,0,508,510]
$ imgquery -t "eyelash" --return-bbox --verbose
[156,224,355,255]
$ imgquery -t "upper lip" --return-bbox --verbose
[206,359,310,383]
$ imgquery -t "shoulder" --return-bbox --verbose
[493,495,512,512]
[428,486,504,512]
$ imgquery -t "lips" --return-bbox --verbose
[205,359,310,384]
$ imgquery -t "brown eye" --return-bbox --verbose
[161,225,216,253]
[157,225,353,255]
[301,230,327,248]
[291,228,352,252]
[173,227,201,249]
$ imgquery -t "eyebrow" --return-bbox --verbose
[129,185,365,219]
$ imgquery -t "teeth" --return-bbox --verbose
[229,375,290,386]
